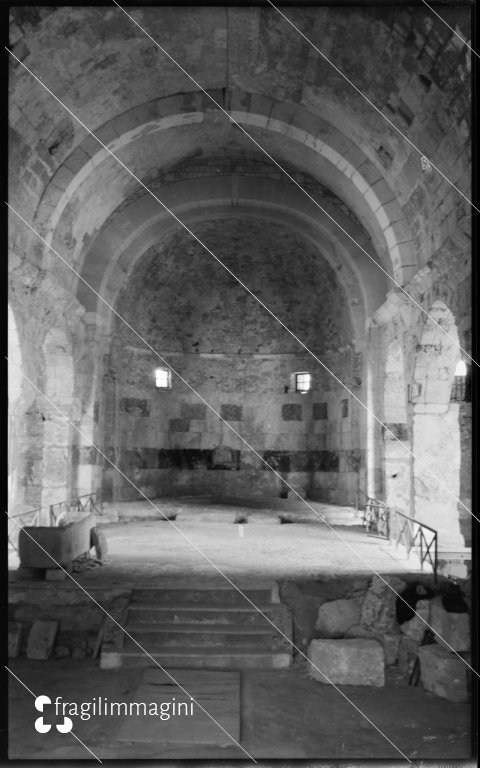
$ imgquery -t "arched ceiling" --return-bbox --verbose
[78,159,384,326]
[9,4,471,335]
[112,216,355,357]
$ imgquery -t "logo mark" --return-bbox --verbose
[34,695,72,733]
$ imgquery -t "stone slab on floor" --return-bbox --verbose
[307,638,385,687]
[26,620,58,660]
[116,668,240,745]
[315,598,362,637]
[418,644,469,703]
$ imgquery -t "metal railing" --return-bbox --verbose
[49,492,104,526]
[356,490,438,580]
[7,491,103,551]
[389,507,438,582]
[355,490,389,539]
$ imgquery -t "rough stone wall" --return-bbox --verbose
[105,218,364,503]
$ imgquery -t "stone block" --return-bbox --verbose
[315,598,362,637]
[307,639,385,686]
[19,514,94,569]
[26,620,58,660]
[419,644,469,703]
[313,402,328,420]
[181,403,206,420]
[430,598,470,652]
[8,622,22,658]
[400,599,431,642]
[168,416,190,432]
[282,404,302,421]
[398,636,419,677]
[220,404,243,421]
[361,575,406,634]
[383,633,400,666]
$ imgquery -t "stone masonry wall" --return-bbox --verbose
[104,218,365,503]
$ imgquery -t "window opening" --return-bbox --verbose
[294,372,311,394]
[155,368,172,389]
[451,360,471,402]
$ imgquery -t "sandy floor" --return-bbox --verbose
[8,658,471,760]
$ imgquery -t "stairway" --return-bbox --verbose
[102,584,292,670]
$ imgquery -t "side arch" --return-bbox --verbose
[411,301,465,548]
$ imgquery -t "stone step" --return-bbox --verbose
[106,583,292,670]
[127,603,285,626]
[124,623,288,648]
[118,646,292,670]
[105,499,361,526]
[131,588,274,606]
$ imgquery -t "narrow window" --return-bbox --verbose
[155,367,172,389]
[295,372,311,394]
[451,360,471,402]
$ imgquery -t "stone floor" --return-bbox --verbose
[8,658,471,760]
[9,503,425,583]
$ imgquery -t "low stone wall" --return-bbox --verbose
[9,584,131,660]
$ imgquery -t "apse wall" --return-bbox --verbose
[103,218,364,503]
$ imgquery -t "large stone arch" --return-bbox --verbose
[34,93,415,287]
[411,301,465,549]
